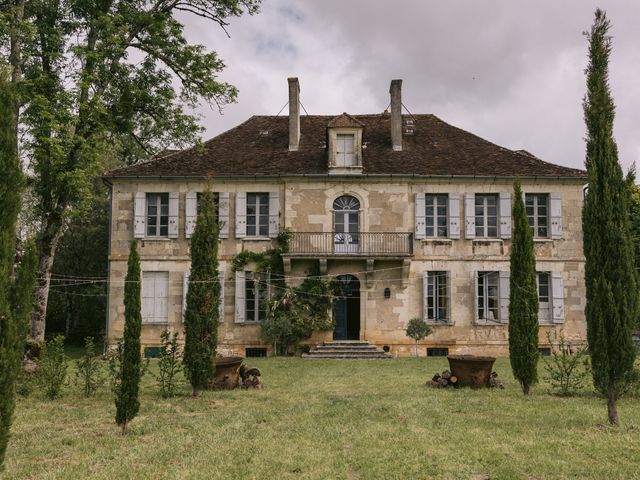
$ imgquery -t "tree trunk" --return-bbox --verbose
[522,382,530,395]
[607,383,619,425]
[30,229,63,341]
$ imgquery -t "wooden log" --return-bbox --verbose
[449,376,458,384]
[441,370,452,380]
[438,378,448,387]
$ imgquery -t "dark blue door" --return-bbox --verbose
[333,275,360,340]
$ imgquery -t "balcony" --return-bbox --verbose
[285,232,414,257]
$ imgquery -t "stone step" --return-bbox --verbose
[303,340,392,359]
[302,353,392,359]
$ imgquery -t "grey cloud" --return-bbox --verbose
[182,0,640,172]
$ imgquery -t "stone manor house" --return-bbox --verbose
[104,78,587,357]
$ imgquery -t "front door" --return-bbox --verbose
[333,275,360,340]
[333,195,360,254]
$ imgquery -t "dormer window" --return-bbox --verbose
[327,113,364,175]
[336,134,355,167]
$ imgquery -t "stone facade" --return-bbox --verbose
[106,176,587,357]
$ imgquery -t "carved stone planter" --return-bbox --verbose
[447,355,496,389]
[212,356,244,390]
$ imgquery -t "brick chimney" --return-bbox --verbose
[288,77,300,151]
[389,79,402,151]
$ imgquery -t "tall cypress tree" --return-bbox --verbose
[583,9,639,425]
[184,191,221,396]
[116,241,142,434]
[0,68,37,468]
[508,179,539,395]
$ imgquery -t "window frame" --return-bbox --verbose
[246,192,270,237]
[245,271,269,322]
[474,194,499,238]
[146,193,169,237]
[477,271,500,323]
[335,133,355,167]
[526,193,550,238]
[424,271,450,323]
[425,194,449,238]
[537,271,552,324]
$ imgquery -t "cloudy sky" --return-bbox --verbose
[182,0,640,173]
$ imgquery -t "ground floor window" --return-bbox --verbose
[537,271,552,324]
[424,271,450,322]
[245,272,269,322]
[477,271,499,322]
[142,271,169,324]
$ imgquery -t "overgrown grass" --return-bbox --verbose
[4,358,640,479]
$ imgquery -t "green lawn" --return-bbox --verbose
[4,357,640,480]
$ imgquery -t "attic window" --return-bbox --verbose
[336,134,355,167]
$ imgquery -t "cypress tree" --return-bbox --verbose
[583,9,639,425]
[184,191,221,396]
[0,69,37,468]
[508,179,540,395]
[116,240,143,434]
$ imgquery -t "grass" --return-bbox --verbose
[4,357,640,480]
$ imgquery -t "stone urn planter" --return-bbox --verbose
[447,355,496,389]
[212,356,244,390]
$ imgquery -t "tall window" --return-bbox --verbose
[246,193,269,237]
[537,272,551,323]
[425,194,448,237]
[245,272,269,322]
[477,271,499,322]
[475,194,498,238]
[425,271,449,322]
[526,194,549,238]
[196,192,220,224]
[142,271,169,324]
[146,193,169,237]
[336,134,355,167]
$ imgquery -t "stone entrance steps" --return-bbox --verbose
[302,341,392,359]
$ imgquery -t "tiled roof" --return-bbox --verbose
[105,114,586,179]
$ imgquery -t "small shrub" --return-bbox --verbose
[156,330,184,398]
[405,318,432,357]
[15,370,34,398]
[620,361,640,398]
[543,332,589,396]
[24,338,42,360]
[74,337,103,397]
[106,341,148,396]
[37,335,68,400]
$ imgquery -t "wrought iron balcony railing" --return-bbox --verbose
[285,232,413,257]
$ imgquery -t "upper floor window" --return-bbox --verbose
[336,134,355,167]
[475,194,499,238]
[425,194,448,237]
[247,193,269,237]
[526,194,549,238]
[147,193,169,237]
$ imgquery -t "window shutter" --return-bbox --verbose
[422,271,429,321]
[168,192,179,238]
[185,192,198,239]
[474,271,480,323]
[448,194,460,239]
[551,271,565,323]
[218,192,230,239]
[142,272,154,323]
[414,193,426,239]
[445,271,452,323]
[550,192,562,239]
[269,191,280,238]
[235,271,246,323]
[465,193,476,239]
[499,271,510,323]
[499,192,512,239]
[182,269,190,322]
[134,192,146,239]
[235,192,247,238]
[218,271,225,322]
